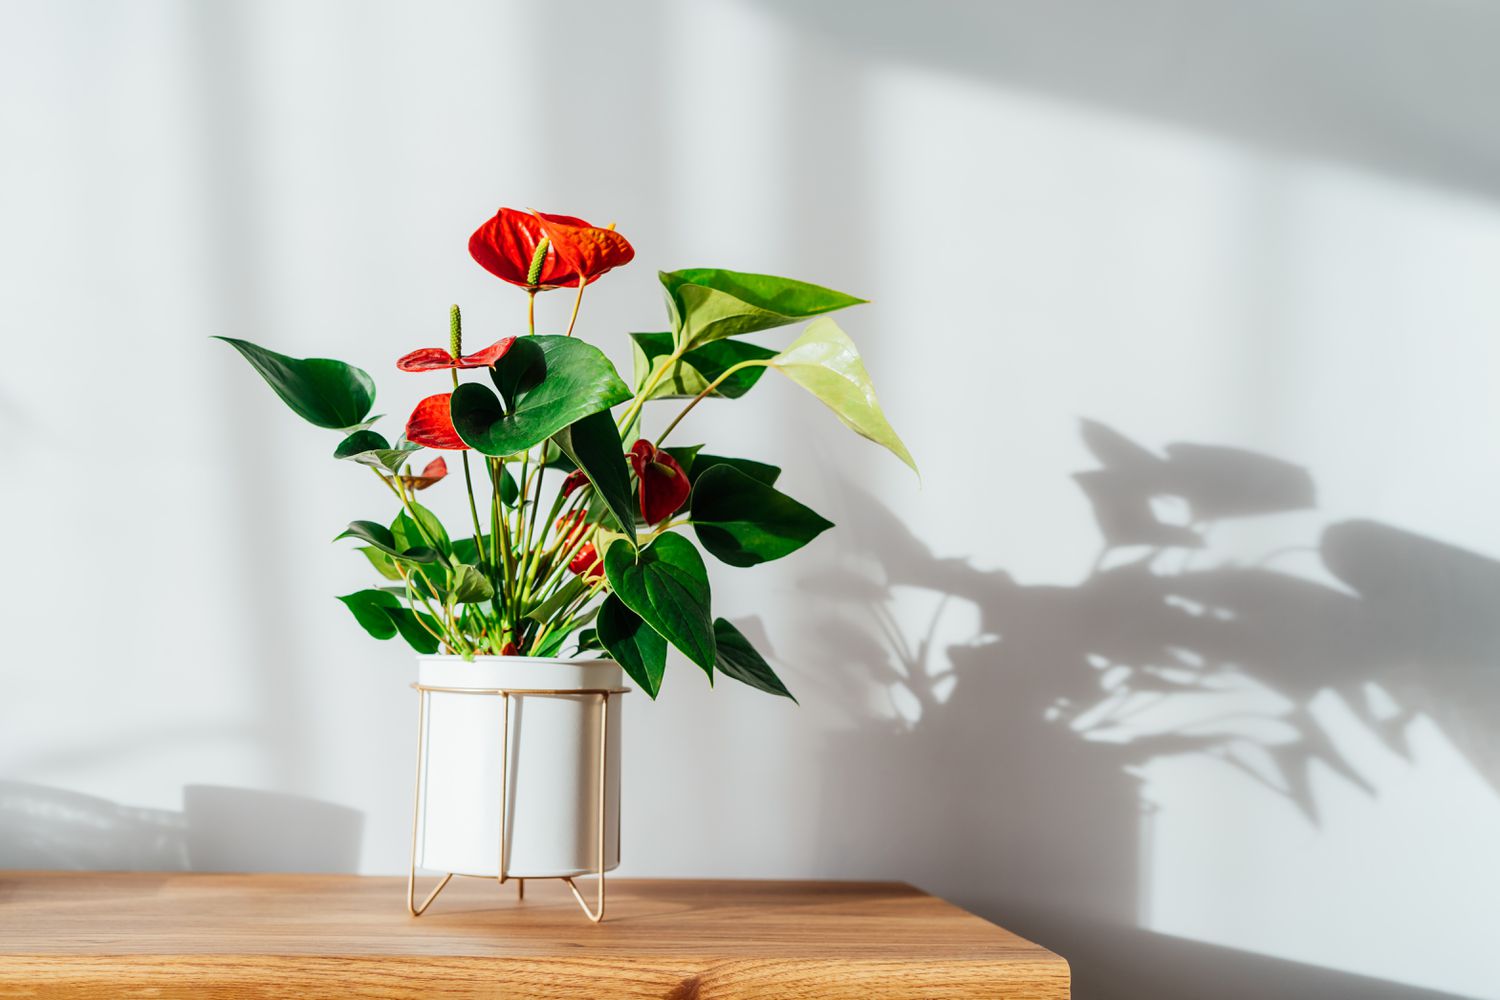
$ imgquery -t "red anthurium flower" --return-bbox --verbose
[628,439,689,525]
[530,211,634,286]
[397,337,516,373]
[470,207,587,291]
[405,393,468,450]
[399,457,448,491]
[560,469,590,497]
[569,542,604,580]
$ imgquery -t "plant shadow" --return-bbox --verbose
[0,782,364,873]
[800,420,1500,1000]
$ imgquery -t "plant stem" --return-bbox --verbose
[655,359,769,446]
[564,278,587,337]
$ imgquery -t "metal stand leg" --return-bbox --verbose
[408,688,453,916]
[561,692,609,923]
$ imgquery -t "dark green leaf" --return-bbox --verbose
[335,520,441,564]
[690,465,833,567]
[602,532,715,674]
[574,628,604,654]
[451,336,631,456]
[451,535,491,566]
[658,269,865,350]
[339,589,399,640]
[216,337,376,430]
[333,429,420,473]
[713,618,796,702]
[337,590,441,654]
[630,332,776,400]
[392,503,450,557]
[491,337,547,409]
[552,409,637,544]
[686,453,780,487]
[597,595,667,698]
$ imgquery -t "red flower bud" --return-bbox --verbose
[627,439,689,525]
[399,457,448,491]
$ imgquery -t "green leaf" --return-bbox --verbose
[769,318,917,474]
[339,589,399,640]
[451,336,631,456]
[552,409,637,545]
[713,618,796,702]
[357,546,403,581]
[659,269,864,350]
[526,576,588,624]
[596,595,667,698]
[392,502,450,557]
[447,564,493,604]
[574,628,604,654]
[602,532,715,675]
[337,590,440,654]
[690,465,833,567]
[451,535,490,566]
[335,520,442,564]
[216,337,376,430]
[630,332,776,400]
[686,453,780,487]
[333,429,420,473]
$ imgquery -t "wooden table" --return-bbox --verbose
[0,872,1069,998]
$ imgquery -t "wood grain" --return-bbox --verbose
[0,872,1069,999]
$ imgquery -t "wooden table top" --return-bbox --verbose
[0,872,1068,998]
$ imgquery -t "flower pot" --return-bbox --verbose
[412,655,623,879]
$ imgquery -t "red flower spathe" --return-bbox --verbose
[397,337,516,373]
[628,439,689,525]
[399,457,448,490]
[530,211,634,286]
[469,207,633,290]
[405,394,468,450]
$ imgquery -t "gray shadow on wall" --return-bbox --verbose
[756,0,1500,203]
[0,783,363,872]
[802,421,1499,1000]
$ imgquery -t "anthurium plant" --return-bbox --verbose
[218,207,914,701]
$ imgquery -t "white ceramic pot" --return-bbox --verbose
[412,656,623,879]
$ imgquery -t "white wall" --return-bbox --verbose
[3,2,1498,997]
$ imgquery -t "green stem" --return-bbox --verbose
[564,278,588,337]
[655,359,769,446]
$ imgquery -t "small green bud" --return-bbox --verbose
[449,304,462,358]
[526,239,550,287]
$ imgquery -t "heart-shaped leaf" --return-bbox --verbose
[769,318,916,474]
[679,451,780,487]
[451,336,631,456]
[217,337,376,430]
[337,589,440,653]
[659,269,865,350]
[602,532,715,674]
[597,594,667,698]
[630,332,776,400]
[333,429,421,473]
[713,618,796,701]
[690,464,833,567]
[552,409,637,544]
